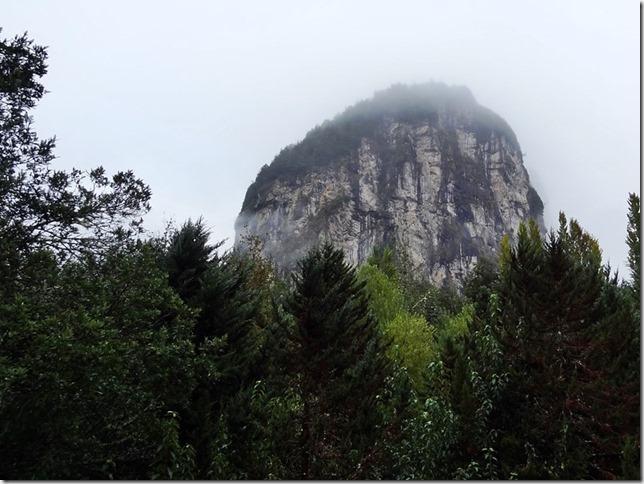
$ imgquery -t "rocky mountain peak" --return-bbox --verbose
[235,82,544,284]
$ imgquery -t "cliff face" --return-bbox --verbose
[235,83,544,284]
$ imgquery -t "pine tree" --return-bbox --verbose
[490,214,634,478]
[285,243,390,479]
[162,219,270,478]
[575,194,641,478]
[165,218,219,302]
[626,192,640,297]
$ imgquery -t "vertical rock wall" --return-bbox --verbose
[235,91,544,285]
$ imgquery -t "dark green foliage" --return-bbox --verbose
[425,293,508,479]
[166,217,220,302]
[485,216,638,479]
[408,278,466,328]
[0,31,151,261]
[491,219,603,477]
[283,243,391,479]
[192,252,263,377]
[0,31,187,479]
[626,192,640,295]
[0,243,197,479]
[423,212,639,480]
[463,256,500,315]
[162,221,274,478]
[151,411,196,480]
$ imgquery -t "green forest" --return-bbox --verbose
[0,32,640,480]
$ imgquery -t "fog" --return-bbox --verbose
[2,0,639,276]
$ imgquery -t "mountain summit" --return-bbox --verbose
[235,82,544,284]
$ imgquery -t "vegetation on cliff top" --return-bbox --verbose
[241,82,520,212]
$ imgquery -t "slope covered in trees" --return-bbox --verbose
[0,31,639,479]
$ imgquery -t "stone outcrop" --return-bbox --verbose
[235,83,544,284]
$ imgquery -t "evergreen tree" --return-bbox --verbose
[576,194,641,478]
[164,221,285,478]
[165,217,219,302]
[626,192,640,297]
[489,214,638,478]
[284,243,390,479]
[463,256,500,316]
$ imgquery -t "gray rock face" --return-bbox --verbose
[235,84,544,285]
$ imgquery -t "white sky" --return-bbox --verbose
[2,0,640,277]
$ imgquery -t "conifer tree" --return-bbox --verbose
[490,214,636,478]
[165,218,219,302]
[285,243,390,479]
[163,220,270,478]
[626,192,640,297]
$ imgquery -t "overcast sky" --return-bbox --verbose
[3,0,640,277]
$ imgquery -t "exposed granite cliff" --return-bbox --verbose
[235,83,544,284]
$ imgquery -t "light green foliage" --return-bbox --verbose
[366,245,399,279]
[437,303,474,344]
[499,233,512,272]
[358,260,436,390]
[386,313,438,388]
[358,262,405,323]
